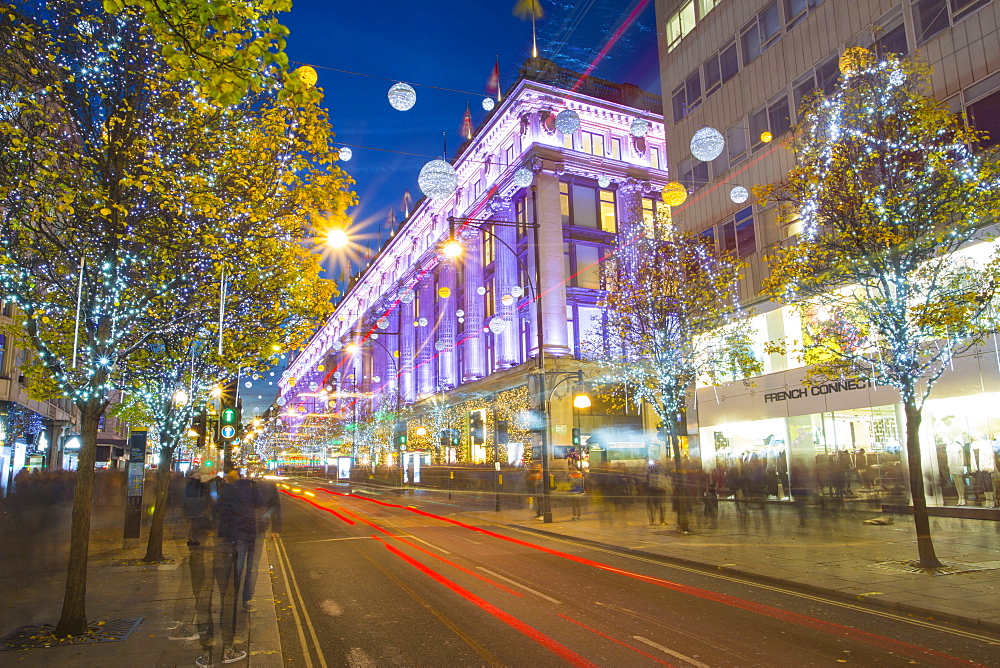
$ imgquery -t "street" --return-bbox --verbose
[268,479,999,667]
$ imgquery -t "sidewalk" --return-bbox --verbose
[456,493,1000,633]
[0,516,283,667]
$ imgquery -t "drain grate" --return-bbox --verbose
[873,560,999,576]
[0,617,143,651]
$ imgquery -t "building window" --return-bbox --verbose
[608,136,622,161]
[968,89,1000,149]
[650,146,662,170]
[571,184,599,228]
[720,206,756,258]
[672,70,702,122]
[581,131,606,157]
[483,230,495,267]
[665,0,697,52]
[750,93,791,152]
[678,157,709,191]
[873,16,909,57]
[567,244,603,290]
[740,2,781,66]
[560,182,571,226]
[726,124,748,168]
[562,133,575,150]
[913,0,988,44]
[784,0,824,28]
[599,189,617,233]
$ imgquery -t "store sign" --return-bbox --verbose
[764,378,869,404]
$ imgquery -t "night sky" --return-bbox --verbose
[241,0,661,417]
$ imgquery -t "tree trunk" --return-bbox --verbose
[903,399,942,568]
[669,432,691,533]
[143,435,176,563]
[54,403,103,637]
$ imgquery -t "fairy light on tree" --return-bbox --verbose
[586,219,762,533]
[0,0,351,637]
[760,53,1000,569]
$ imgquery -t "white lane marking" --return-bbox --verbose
[406,535,452,554]
[296,536,372,544]
[633,636,710,668]
[476,567,561,604]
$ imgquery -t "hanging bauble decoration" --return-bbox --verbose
[489,318,508,334]
[276,397,287,407]
[418,159,458,200]
[371,332,379,339]
[730,186,749,204]
[555,109,580,134]
[839,46,873,76]
[455,309,465,317]
[338,147,352,161]
[501,294,514,306]
[434,341,446,351]
[418,317,428,327]
[690,126,725,162]
[476,286,487,295]
[387,82,416,111]
[760,131,773,144]
[482,97,495,111]
[510,286,523,298]
[399,288,414,304]
[888,69,906,87]
[458,317,465,324]
[630,118,650,138]
[296,66,318,88]
[325,385,333,392]
[377,317,390,329]
[333,371,341,379]
[597,175,611,189]
[661,182,688,207]
[287,377,297,385]
[438,286,451,299]
[309,382,319,392]
[316,364,325,372]
[245,381,253,388]
[513,167,533,188]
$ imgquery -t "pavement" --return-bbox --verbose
[454,490,1000,634]
[0,511,283,667]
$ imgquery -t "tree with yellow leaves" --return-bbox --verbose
[590,222,762,532]
[761,53,1000,568]
[0,0,351,635]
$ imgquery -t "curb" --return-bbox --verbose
[488,519,1000,636]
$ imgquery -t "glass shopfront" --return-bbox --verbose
[922,393,1000,508]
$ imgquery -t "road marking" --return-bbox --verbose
[633,635,711,668]
[476,567,561,604]
[270,537,314,668]
[274,535,329,668]
[296,536,372,544]
[501,526,1000,646]
[407,535,452,554]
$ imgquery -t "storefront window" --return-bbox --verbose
[922,393,1000,508]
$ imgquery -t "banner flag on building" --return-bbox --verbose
[460,101,472,140]
[486,57,501,102]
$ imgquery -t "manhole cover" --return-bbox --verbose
[872,560,999,576]
[0,617,143,651]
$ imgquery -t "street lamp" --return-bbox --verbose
[326,228,349,249]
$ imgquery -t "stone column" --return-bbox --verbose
[461,229,485,382]
[533,173,571,357]
[416,277,435,397]
[490,195,519,368]
[399,290,416,405]
[436,262,458,389]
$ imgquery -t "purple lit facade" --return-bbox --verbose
[279,60,669,464]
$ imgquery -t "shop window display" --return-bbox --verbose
[701,418,790,500]
[922,394,1000,508]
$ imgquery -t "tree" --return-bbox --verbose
[0,0,350,635]
[760,52,1000,568]
[590,223,762,531]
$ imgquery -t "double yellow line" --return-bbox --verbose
[270,535,329,668]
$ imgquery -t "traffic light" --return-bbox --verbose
[220,403,238,443]
[469,412,484,445]
[571,427,581,446]
[393,422,408,448]
[439,430,450,448]
[495,420,509,446]
[190,411,208,449]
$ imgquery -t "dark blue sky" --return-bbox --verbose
[282,0,660,272]
[242,1,660,417]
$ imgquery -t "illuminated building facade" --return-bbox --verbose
[279,59,668,466]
